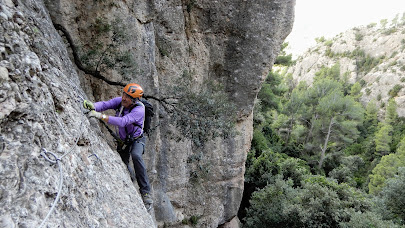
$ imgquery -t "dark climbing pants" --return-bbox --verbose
[117,137,151,195]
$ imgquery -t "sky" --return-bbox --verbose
[285,0,405,58]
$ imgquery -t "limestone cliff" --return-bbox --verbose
[0,0,295,227]
[287,19,405,117]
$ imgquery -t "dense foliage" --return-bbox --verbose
[240,40,405,227]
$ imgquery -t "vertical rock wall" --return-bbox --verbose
[0,0,295,227]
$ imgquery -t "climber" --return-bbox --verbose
[83,83,153,211]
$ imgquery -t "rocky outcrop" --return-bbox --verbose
[287,21,405,117]
[0,0,295,227]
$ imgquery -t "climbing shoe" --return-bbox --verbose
[142,193,153,211]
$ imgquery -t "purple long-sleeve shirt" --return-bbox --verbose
[94,97,145,140]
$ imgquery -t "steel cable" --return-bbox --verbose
[38,149,63,228]
[38,80,98,227]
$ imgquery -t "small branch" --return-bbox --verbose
[144,95,181,106]
[95,44,113,72]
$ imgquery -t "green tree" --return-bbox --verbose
[380,18,388,28]
[278,77,364,171]
[359,100,379,164]
[315,36,326,43]
[349,82,362,101]
[275,87,307,146]
[300,78,342,146]
[274,42,294,66]
[313,63,341,82]
[375,123,393,156]
[312,87,364,169]
[381,167,405,224]
[364,100,379,134]
[369,136,405,194]
[245,150,284,188]
[258,71,285,112]
[385,99,398,124]
[329,155,365,187]
[391,14,399,27]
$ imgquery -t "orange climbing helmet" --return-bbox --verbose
[123,83,144,99]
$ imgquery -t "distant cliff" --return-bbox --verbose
[287,17,405,117]
[0,0,295,227]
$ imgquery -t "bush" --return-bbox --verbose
[168,76,237,147]
[278,157,310,187]
[340,211,401,228]
[244,150,284,187]
[383,28,397,35]
[315,36,326,43]
[329,155,365,187]
[359,79,366,87]
[244,176,372,228]
[314,63,341,81]
[366,88,371,95]
[390,51,398,58]
[274,54,293,66]
[325,39,333,47]
[377,93,382,101]
[389,60,398,67]
[243,179,304,228]
[79,17,137,78]
[367,22,377,28]
[355,32,364,41]
[388,84,403,98]
[251,129,270,154]
[356,55,383,74]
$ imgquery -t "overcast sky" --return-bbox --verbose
[285,0,405,58]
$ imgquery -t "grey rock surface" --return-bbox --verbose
[0,0,295,227]
[287,22,405,117]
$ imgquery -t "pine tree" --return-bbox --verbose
[375,123,393,156]
[364,100,378,134]
[385,99,398,125]
[349,82,362,101]
[314,89,364,169]
[369,136,405,194]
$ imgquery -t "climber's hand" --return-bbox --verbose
[83,100,95,110]
[88,110,102,119]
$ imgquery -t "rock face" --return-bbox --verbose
[0,0,295,227]
[287,21,405,117]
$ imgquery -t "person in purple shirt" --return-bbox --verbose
[83,83,153,211]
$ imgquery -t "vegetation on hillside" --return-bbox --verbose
[239,19,405,226]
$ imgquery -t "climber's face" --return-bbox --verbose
[122,93,134,108]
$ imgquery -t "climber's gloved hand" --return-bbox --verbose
[83,100,95,110]
[88,110,102,119]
